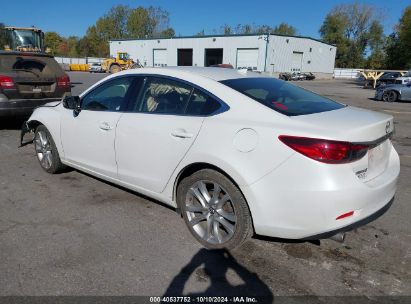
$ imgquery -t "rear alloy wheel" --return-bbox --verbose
[382,90,398,102]
[34,125,66,174]
[109,64,121,73]
[177,169,253,249]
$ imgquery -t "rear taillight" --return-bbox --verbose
[0,75,15,89]
[279,135,369,164]
[57,75,70,88]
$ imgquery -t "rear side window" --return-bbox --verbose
[186,89,221,115]
[221,77,345,116]
[136,77,192,114]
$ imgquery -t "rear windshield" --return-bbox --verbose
[0,54,62,75]
[221,77,345,116]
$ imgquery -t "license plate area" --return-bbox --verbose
[367,139,390,181]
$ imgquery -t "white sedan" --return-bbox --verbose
[22,67,400,249]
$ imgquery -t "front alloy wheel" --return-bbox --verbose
[35,129,53,170]
[34,125,66,174]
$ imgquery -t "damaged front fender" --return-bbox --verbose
[19,120,38,147]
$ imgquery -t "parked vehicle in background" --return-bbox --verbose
[89,62,103,73]
[376,72,403,87]
[22,67,399,250]
[375,82,411,102]
[303,72,315,80]
[279,72,291,81]
[0,25,70,117]
[394,71,411,85]
[101,52,134,73]
[0,51,70,117]
[279,72,314,81]
[210,64,234,69]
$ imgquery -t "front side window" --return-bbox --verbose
[221,77,345,116]
[136,77,193,114]
[81,77,134,111]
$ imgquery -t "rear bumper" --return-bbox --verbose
[0,97,62,117]
[241,141,400,239]
[302,196,394,240]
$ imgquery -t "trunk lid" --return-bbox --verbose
[291,106,393,142]
[291,106,394,182]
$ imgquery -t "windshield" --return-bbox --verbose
[11,29,43,51]
[221,77,345,116]
[119,53,129,60]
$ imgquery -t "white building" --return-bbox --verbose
[109,33,336,78]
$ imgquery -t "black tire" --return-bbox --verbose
[382,90,398,102]
[34,125,66,174]
[109,64,121,74]
[177,169,253,250]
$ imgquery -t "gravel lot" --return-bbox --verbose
[0,71,410,298]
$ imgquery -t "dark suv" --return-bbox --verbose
[0,51,71,117]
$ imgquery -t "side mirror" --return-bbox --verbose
[62,95,81,116]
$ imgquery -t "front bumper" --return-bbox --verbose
[0,97,62,117]
[375,90,384,100]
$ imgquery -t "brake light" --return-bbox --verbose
[57,75,70,87]
[278,135,369,164]
[0,75,15,89]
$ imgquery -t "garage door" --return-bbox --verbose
[236,49,259,71]
[291,51,303,72]
[153,49,167,67]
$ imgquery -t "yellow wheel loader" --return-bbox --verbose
[101,52,135,73]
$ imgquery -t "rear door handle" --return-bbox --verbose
[99,122,113,131]
[171,129,193,139]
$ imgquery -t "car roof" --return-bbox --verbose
[123,66,263,81]
[168,66,263,81]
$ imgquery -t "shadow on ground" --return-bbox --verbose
[163,248,274,300]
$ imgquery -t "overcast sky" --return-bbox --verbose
[2,0,409,38]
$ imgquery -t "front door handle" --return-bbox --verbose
[171,129,193,139]
[99,122,113,131]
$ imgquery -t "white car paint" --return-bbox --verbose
[116,113,204,193]
[26,67,400,241]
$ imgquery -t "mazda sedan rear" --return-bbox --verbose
[24,67,400,249]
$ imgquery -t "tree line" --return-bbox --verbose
[320,3,410,69]
[1,3,410,69]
